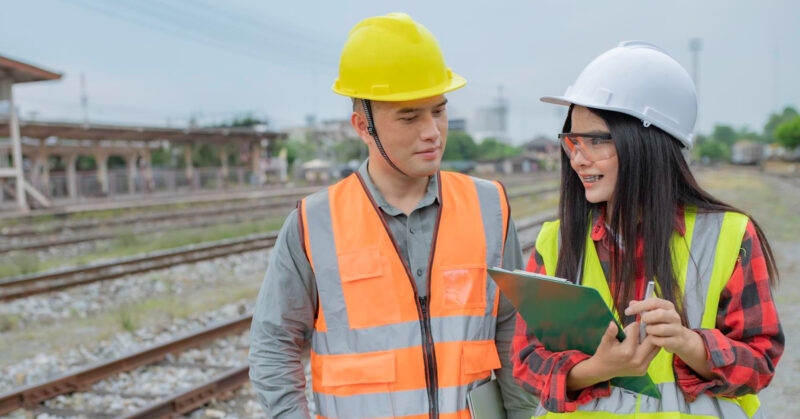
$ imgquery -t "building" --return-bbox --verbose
[471,86,509,144]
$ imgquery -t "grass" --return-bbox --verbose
[0,314,20,332]
[510,190,560,218]
[0,216,286,278]
[0,276,263,369]
[696,168,800,241]
[0,196,263,229]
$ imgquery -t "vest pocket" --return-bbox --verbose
[461,340,501,383]
[441,264,488,309]
[338,247,402,329]
[318,351,397,417]
[321,351,397,387]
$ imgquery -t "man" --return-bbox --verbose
[249,12,537,418]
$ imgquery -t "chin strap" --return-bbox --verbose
[362,99,409,177]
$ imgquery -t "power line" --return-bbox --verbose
[65,0,265,61]
[128,0,338,64]
[64,0,338,70]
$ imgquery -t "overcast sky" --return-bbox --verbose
[2,0,798,144]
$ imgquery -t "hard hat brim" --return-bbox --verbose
[540,95,574,107]
[540,95,693,149]
[332,73,466,102]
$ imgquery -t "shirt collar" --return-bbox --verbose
[357,159,439,216]
[590,205,686,242]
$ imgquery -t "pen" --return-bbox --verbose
[639,280,655,343]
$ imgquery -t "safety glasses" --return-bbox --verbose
[558,132,616,162]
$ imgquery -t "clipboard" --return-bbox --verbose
[467,379,506,419]
[488,267,661,399]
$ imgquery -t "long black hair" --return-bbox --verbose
[555,105,779,325]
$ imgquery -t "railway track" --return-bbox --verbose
[0,179,558,302]
[0,315,252,417]
[0,233,277,301]
[0,212,556,417]
[0,183,558,254]
[0,211,555,302]
[0,194,306,239]
[0,197,300,254]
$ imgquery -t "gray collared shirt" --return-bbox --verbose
[249,160,538,418]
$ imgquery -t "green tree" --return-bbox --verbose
[331,138,365,163]
[477,138,521,159]
[150,148,171,167]
[443,131,478,161]
[695,138,730,161]
[775,115,800,150]
[76,155,96,170]
[710,125,737,146]
[282,137,317,167]
[216,113,269,128]
[763,106,798,143]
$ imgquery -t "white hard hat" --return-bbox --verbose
[542,41,697,149]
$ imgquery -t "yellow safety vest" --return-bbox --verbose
[532,207,762,418]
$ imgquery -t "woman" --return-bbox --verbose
[511,41,784,418]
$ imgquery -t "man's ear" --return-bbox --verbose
[350,111,372,146]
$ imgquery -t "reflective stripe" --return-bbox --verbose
[683,211,724,329]
[305,189,351,328]
[312,315,495,355]
[535,382,760,418]
[315,379,488,419]
[535,210,762,418]
[472,176,504,318]
[305,172,507,418]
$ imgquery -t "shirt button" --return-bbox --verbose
[416,268,424,276]
[409,227,415,234]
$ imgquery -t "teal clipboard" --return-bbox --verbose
[488,267,661,399]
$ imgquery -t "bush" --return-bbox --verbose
[775,116,800,150]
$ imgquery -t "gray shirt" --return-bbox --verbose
[249,161,538,418]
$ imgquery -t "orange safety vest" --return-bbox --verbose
[299,171,510,419]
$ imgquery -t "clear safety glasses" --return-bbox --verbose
[558,132,616,162]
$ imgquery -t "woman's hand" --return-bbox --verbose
[567,321,661,390]
[625,298,690,355]
[625,297,715,380]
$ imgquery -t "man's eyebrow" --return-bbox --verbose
[396,99,448,114]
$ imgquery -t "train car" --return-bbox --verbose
[731,140,764,165]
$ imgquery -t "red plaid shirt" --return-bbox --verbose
[511,209,784,413]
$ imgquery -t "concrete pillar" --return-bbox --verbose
[30,150,50,196]
[66,153,78,200]
[40,154,50,197]
[126,154,138,194]
[0,148,6,203]
[219,146,229,188]
[94,151,109,196]
[142,150,154,192]
[251,142,262,185]
[1,78,28,211]
[183,144,194,188]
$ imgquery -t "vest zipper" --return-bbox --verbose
[353,171,441,418]
[418,295,439,419]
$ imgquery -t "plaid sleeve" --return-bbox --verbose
[510,248,612,413]
[674,221,785,400]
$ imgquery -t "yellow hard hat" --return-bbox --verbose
[332,13,466,102]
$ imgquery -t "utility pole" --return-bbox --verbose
[689,38,702,91]
[689,38,702,133]
[772,47,780,112]
[80,73,89,126]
